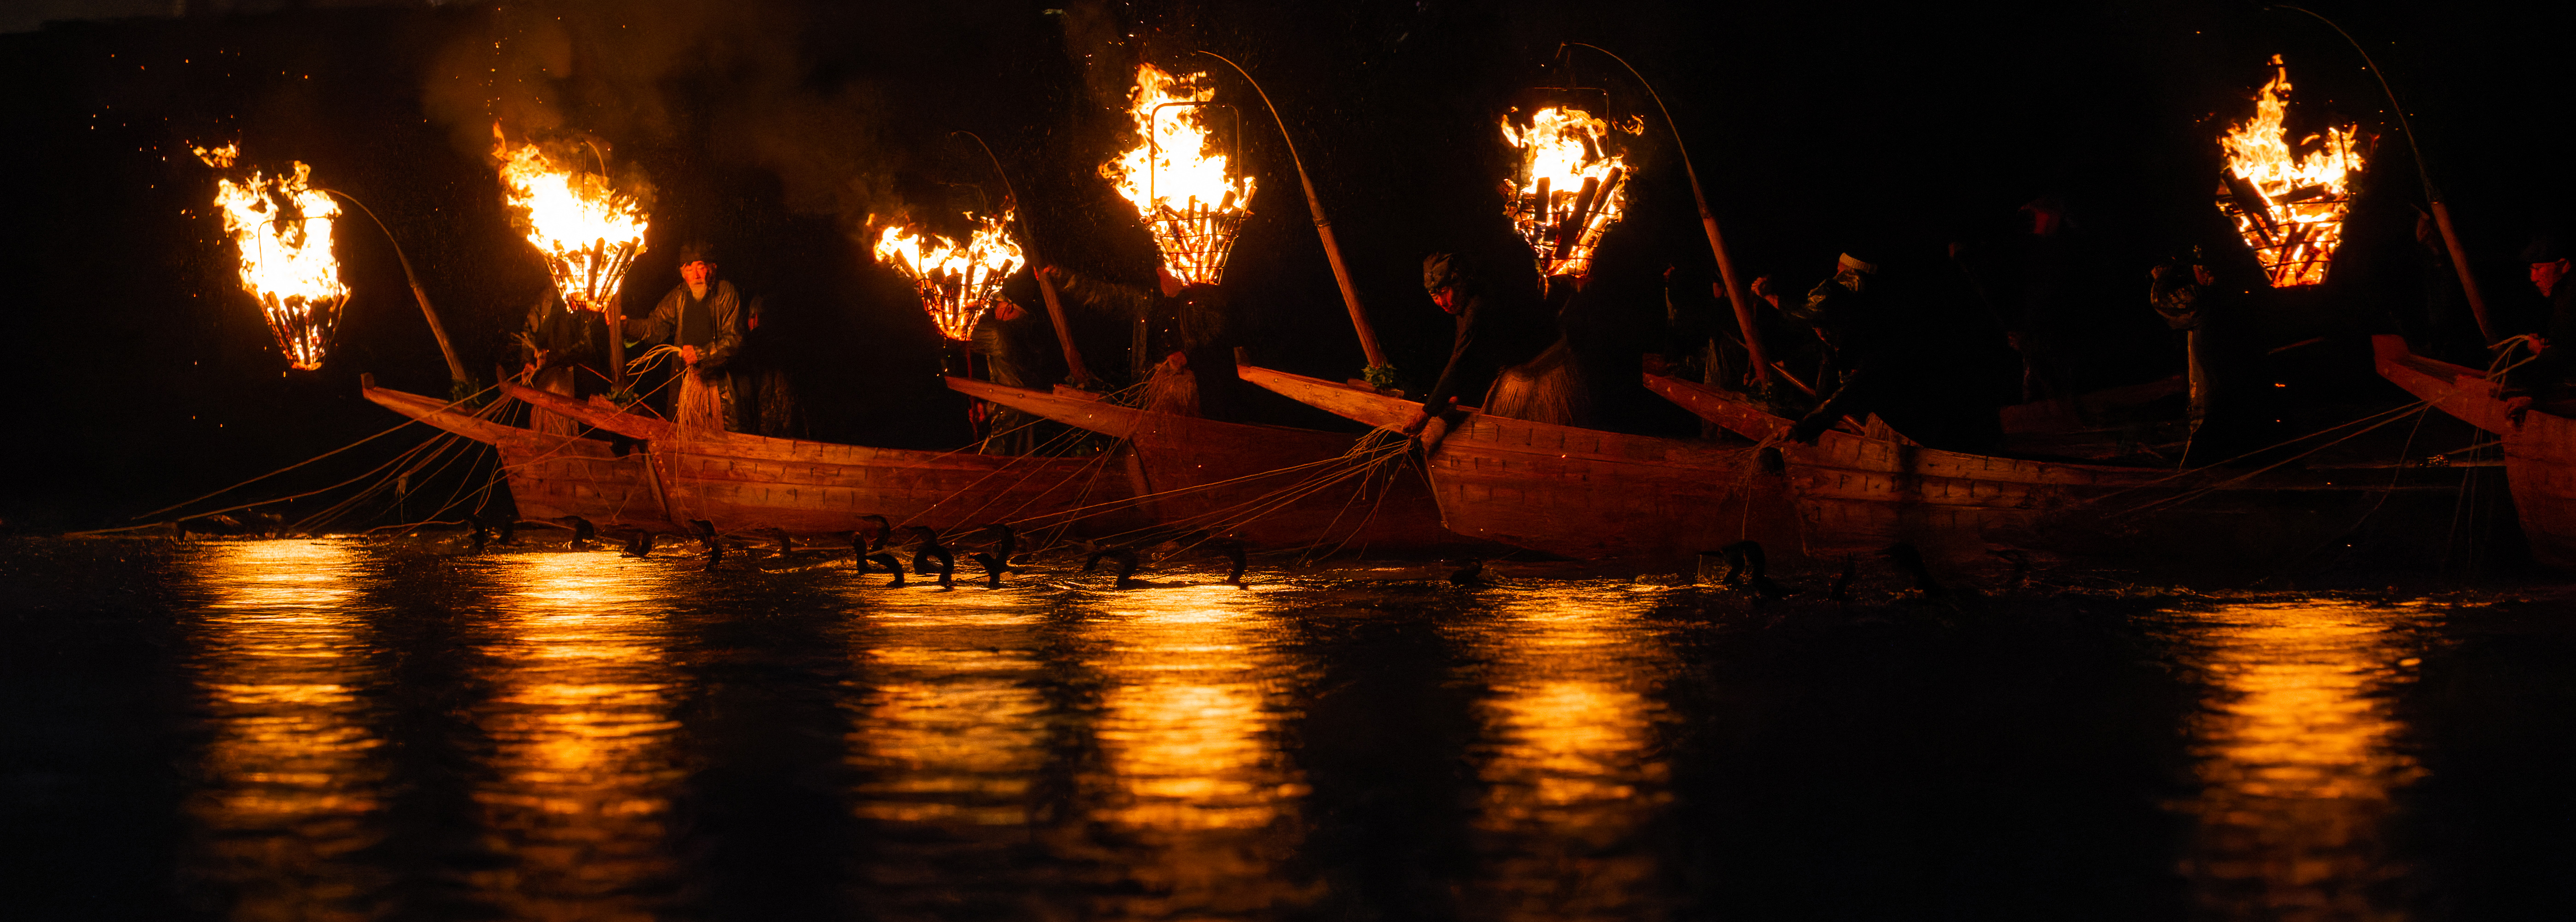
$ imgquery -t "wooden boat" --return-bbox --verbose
[361,377,673,531]
[1645,369,2454,574]
[944,377,1482,552]
[2372,334,2576,567]
[488,383,1139,537]
[1236,365,1808,569]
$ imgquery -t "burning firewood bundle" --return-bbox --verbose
[870,210,1026,341]
[1501,106,1638,280]
[194,142,349,371]
[1103,63,1258,287]
[2215,55,2369,288]
[492,127,653,315]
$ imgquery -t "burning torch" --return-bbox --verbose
[1102,63,1258,289]
[492,127,652,392]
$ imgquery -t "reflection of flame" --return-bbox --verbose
[1084,590,1312,915]
[870,210,1024,341]
[1102,63,1257,287]
[1462,587,1672,919]
[846,595,1048,828]
[2173,603,2424,919]
[182,540,389,919]
[2216,56,2369,288]
[493,126,651,313]
[1501,107,1637,280]
[198,146,349,371]
[471,553,678,918]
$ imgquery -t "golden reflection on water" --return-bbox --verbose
[1458,585,1675,921]
[845,588,1051,832]
[471,552,681,922]
[183,539,387,922]
[2176,602,2428,922]
[1081,585,1315,915]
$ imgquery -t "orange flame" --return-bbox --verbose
[1102,63,1257,287]
[198,144,348,371]
[871,210,1025,341]
[1502,107,1638,280]
[492,127,651,312]
[2217,56,2369,288]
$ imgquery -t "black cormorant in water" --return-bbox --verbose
[1084,545,1142,589]
[907,526,956,588]
[560,515,595,548]
[692,519,721,570]
[968,552,1019,588]
[1449,559,1485,586]
[1206,538,1249,588]
[619,530,653,558]
[982,524,1017,566]
[1717,540,1784,599]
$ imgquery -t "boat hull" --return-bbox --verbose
[947,377,1478,551]
[2374,334,2576,568]
[1237,365,1807,569]
[1648,369,2456,574]
[361,383,673,531]
[498,383,1137,537]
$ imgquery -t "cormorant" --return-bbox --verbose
[619,530,653,558]
[982,524,1017,566]
[693,519,722,570]
[1879,543,1949,602]
[1084,545,1141,589]
[968,552,1019,588]
[1449,559,1485,586]
[1206,538,1249,588]
[906,527,954,578]
[758,527,792,554]
[560,515,595,548]
[1718,540,1784,599]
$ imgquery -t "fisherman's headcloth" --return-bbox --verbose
[1834,252,1879,293]
[1423,252,1462,292]
[677,240,719,267]
[2525,235,2570,265]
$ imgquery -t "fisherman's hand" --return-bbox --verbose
[2506,395,2535,429]
[1642,353,1671,375]
[521,362,540,380]
[1160,351,1188,372]
[1399,409,1432,436]
[680,344,700,366]
[1788,412,1833,445]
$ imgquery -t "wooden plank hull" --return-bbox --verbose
[1648,371,2445,572]
[360,385,673,531]
[498,383,1137,537]
[947,378,1476,551]
[2374,334,2576,568]
[1237,366,1807,568]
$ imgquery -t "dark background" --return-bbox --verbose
[9,0,2573,531]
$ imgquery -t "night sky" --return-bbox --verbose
[12,0,2574,531]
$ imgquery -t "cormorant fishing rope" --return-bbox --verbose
[124,379,506,523]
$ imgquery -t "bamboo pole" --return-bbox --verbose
[323,189,471,389]
[954,131,1095,386]
[1562,43,1775,389]
[2265,5,2495,342]
[1197,50,1389,371]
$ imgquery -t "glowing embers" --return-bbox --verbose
[1102,63,1257,287]
[195,142,349,370]
[492,126,652,314]
[2216,55,2369,288]
[1500,107,1639,280]
[870,210,1025,341]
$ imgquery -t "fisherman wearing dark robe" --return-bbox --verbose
[625,241,744,431]
[1402,252,1556,435]
[731,297,805,439]
[517,287,609,437]
[2148,245,2273,458]
[2503,234,2576,422]
[968,296,1048,453]
[1785,250,2007,452]
[1040,265,1238,419]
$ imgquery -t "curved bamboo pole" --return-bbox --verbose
[1196,50,1389,372]
[321,189,471,389]
[2265,5,2494,343]
[953,131,1095,386]
[1561,43,1775,390]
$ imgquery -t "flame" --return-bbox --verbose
[1501,107,1637,280]
[1102,63,1257,287]
[492,126,651,313]
[203,151,349,371]
[871,210,1025,341]
[2216,56,2369,288]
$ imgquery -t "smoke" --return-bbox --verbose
[420,0,907,235]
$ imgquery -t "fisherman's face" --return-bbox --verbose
[1430,287,1462,314]
[2533,259,2569,298]
[681,260,716,288]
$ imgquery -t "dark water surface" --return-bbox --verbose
[7,537,2575,921]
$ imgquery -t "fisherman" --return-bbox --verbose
[2148,245,2272,457]
[625,240,744,431]
[968,294,1048,453]
[1401,252,1556,435]
[2503,234,2576,421]
[1784,248,2008,452]
[731,297,805,438]
[517,287,609,437]
[1038,264,1238,419]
